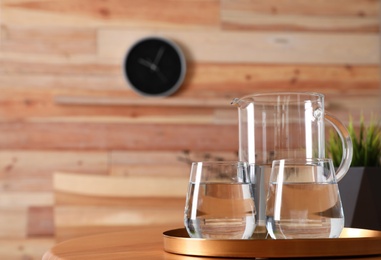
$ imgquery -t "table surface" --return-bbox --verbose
[43,226,381,260]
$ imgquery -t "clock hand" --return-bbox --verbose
[138,58,158,71]
[153,47,165,65]
[139,58,166,82]
[155,68,167,83]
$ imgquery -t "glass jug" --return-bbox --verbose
[231,92,352,235]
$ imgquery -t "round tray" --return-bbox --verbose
[163,228,381,258]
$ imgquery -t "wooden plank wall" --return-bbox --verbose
[0,0,380,258]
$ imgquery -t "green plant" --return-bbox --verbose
[327,115,381,167]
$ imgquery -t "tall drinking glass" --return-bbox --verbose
[266,158,344,239]
[184,161,256,239]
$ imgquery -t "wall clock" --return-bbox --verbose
[123,36,187,97]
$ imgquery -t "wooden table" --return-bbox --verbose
[43,226,381,260]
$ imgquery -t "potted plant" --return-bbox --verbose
[327,115,381,230]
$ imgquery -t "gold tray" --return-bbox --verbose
[163,228,381,258]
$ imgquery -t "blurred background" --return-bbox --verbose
[0,0,380,259]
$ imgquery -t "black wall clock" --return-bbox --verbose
[123,37,187,97]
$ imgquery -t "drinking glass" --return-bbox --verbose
[266,158,344,239]
[184,161,256,239]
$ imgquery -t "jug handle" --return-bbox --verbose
[325,112,353,181]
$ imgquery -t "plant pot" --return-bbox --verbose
[338,167,381,231]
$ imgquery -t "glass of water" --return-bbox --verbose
[184,161,256,239]
[266,158,344,239]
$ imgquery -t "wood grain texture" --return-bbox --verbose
[43,227,381,260]
[54,172,188,198]
[221,0,380,32]
[1,0,220,28]
[0,150,109,191]
[55,205,184,227]
[0,0,379,258]
[98,29,379,65]
[0,192,52,207]
[0,63,378,125]
[27,206,54,236]
[54,172,186,240]
[0,122,239,151]
[0,238,54,260]
[0,26,97,54]
[0,207,27,238]
[53,225,167,243]
[110,150,238,176]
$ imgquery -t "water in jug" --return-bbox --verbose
[232,92,352,236]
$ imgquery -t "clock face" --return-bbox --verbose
[123,37,186,96]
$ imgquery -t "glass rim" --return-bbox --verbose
[270,158,334,166]
[236,91,324,104]
[269,158,338,183]
[189,161,251,183]
[272,158,333,162]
